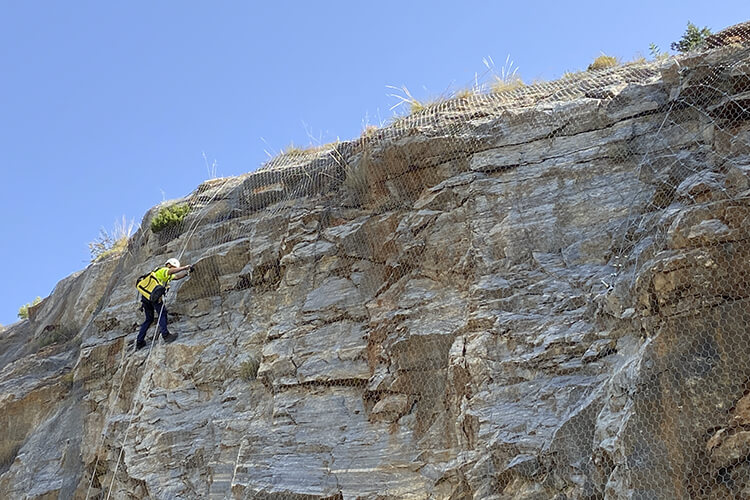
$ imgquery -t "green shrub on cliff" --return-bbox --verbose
[671,22,712,53]
[150,203,190,233]
[18,297,42,320]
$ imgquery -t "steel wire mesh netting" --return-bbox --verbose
[87,30,750,500]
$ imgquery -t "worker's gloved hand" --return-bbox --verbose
[189,265,195,273]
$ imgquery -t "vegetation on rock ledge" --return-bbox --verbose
[17,296,41,320]
[151,203,190,233]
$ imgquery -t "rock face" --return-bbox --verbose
[2,43,750,499]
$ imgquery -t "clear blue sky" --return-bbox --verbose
[0,1,745,326]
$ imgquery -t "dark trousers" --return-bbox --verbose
[137,298,169,343]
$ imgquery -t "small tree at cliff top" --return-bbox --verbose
[671,22,712,53]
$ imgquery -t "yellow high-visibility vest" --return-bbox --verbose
[136,268,170,302]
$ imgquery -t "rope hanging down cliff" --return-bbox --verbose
[85,175,235,500]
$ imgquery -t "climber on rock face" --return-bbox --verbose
[134,257,193,351]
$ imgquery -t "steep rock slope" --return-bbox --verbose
[1,44,750,499]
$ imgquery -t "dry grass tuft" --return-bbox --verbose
[454,88,477,99]
[90,216,136,262]
[386,85,445,116]
[360,125,379,141]
[491,76,525,94]
[588,54,619,71]
[239,357,260,381]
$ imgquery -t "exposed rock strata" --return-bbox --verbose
[1,45,750,499]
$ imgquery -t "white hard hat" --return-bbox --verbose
[166,258,181,268]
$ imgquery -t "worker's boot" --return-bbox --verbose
[163,332,179,344]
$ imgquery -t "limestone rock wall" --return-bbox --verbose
[1,44,750,499]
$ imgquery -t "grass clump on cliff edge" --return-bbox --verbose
[386,85,444,116]
[89,216,135,262]
[587,54,619,71]
[491,76,525,93]
[18,297,42,320]
[486,54,525,94]
[282,142,308,155]
[151,203,190,233]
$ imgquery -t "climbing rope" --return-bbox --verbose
[89,175,235,498]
